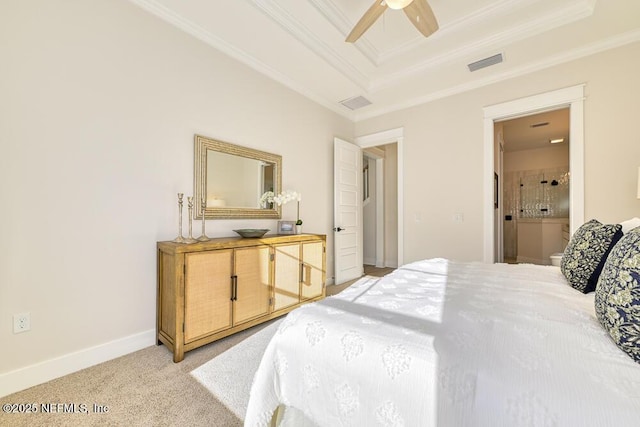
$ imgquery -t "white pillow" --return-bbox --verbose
[620,217,640,234]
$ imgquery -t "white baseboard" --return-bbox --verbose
[364,259,398,269]
[363,256,376,266]
[0,329,156,398]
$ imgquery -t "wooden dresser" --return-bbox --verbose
[157,233,326,362]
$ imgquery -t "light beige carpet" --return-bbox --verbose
[0,321,278,427]
[0,275,384,427]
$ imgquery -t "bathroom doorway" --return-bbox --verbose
[500,108,570,264]
[484,84,585,264]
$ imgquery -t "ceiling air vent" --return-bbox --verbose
[530,122,550,128]
[467,53,503,72]
[340,95,372,110]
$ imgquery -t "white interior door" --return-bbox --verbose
[334,138,363,285]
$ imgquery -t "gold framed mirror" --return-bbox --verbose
[194,135,282,219]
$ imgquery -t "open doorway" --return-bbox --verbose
[362,144,399,275]
[499,108,570,264]
[483,85,585,263]
[333,129,403,286]
[355,127,404,275]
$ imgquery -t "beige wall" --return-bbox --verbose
[504,145,570,173]
[356,41,640,263]
[0,0,352,391]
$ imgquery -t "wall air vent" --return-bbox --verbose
[340,95,372,110]
[530,122,550,128]
[467,53,503,72]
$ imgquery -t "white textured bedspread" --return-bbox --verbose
[244,259,640,426]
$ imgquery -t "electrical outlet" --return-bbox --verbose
[13,312,31,334]
[453,213,464,223]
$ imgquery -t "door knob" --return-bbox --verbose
[333,227,344,232]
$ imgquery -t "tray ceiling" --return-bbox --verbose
[130,0,640,121]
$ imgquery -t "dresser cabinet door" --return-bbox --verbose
[184,250,233,343]
[273,243,301,311]
[301,241,324,301]
[233,246,271,325]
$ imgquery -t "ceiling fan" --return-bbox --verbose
[346,0,439,43]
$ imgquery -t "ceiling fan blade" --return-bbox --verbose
[346,1,388,43]
[403,0,439,38]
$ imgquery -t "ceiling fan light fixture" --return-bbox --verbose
[346,0,437,43]
[385,0,414,10]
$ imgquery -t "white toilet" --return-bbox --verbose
[550,253,563,266]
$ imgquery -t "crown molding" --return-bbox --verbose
[309,0,541,67]
[307,0,382,66]
[289,0,596,89]
[250,0,370,90]
[371,0,596,91]
[374,0,539,64]
[128,0,631,124]
[127,0,356,120]
[307,0,588,70]
[355,28,640,121]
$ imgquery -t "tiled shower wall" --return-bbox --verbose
[503,167,570,259]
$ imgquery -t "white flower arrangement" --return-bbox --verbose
[259,191,275,208]
[272,190,301,206]
[260,190,302,225]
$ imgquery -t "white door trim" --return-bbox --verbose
[356,127,404,267]
[483,85,586,263]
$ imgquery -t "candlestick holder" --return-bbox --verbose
[172,193,186,243]
[197,198,210,242]
[185,196,198,243]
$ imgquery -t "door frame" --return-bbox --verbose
[356,127,404,267]
[482,85,585,263]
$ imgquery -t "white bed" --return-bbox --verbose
[244,259,640,426]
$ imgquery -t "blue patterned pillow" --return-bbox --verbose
[595,228,640,363]
[560,219,623,293]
